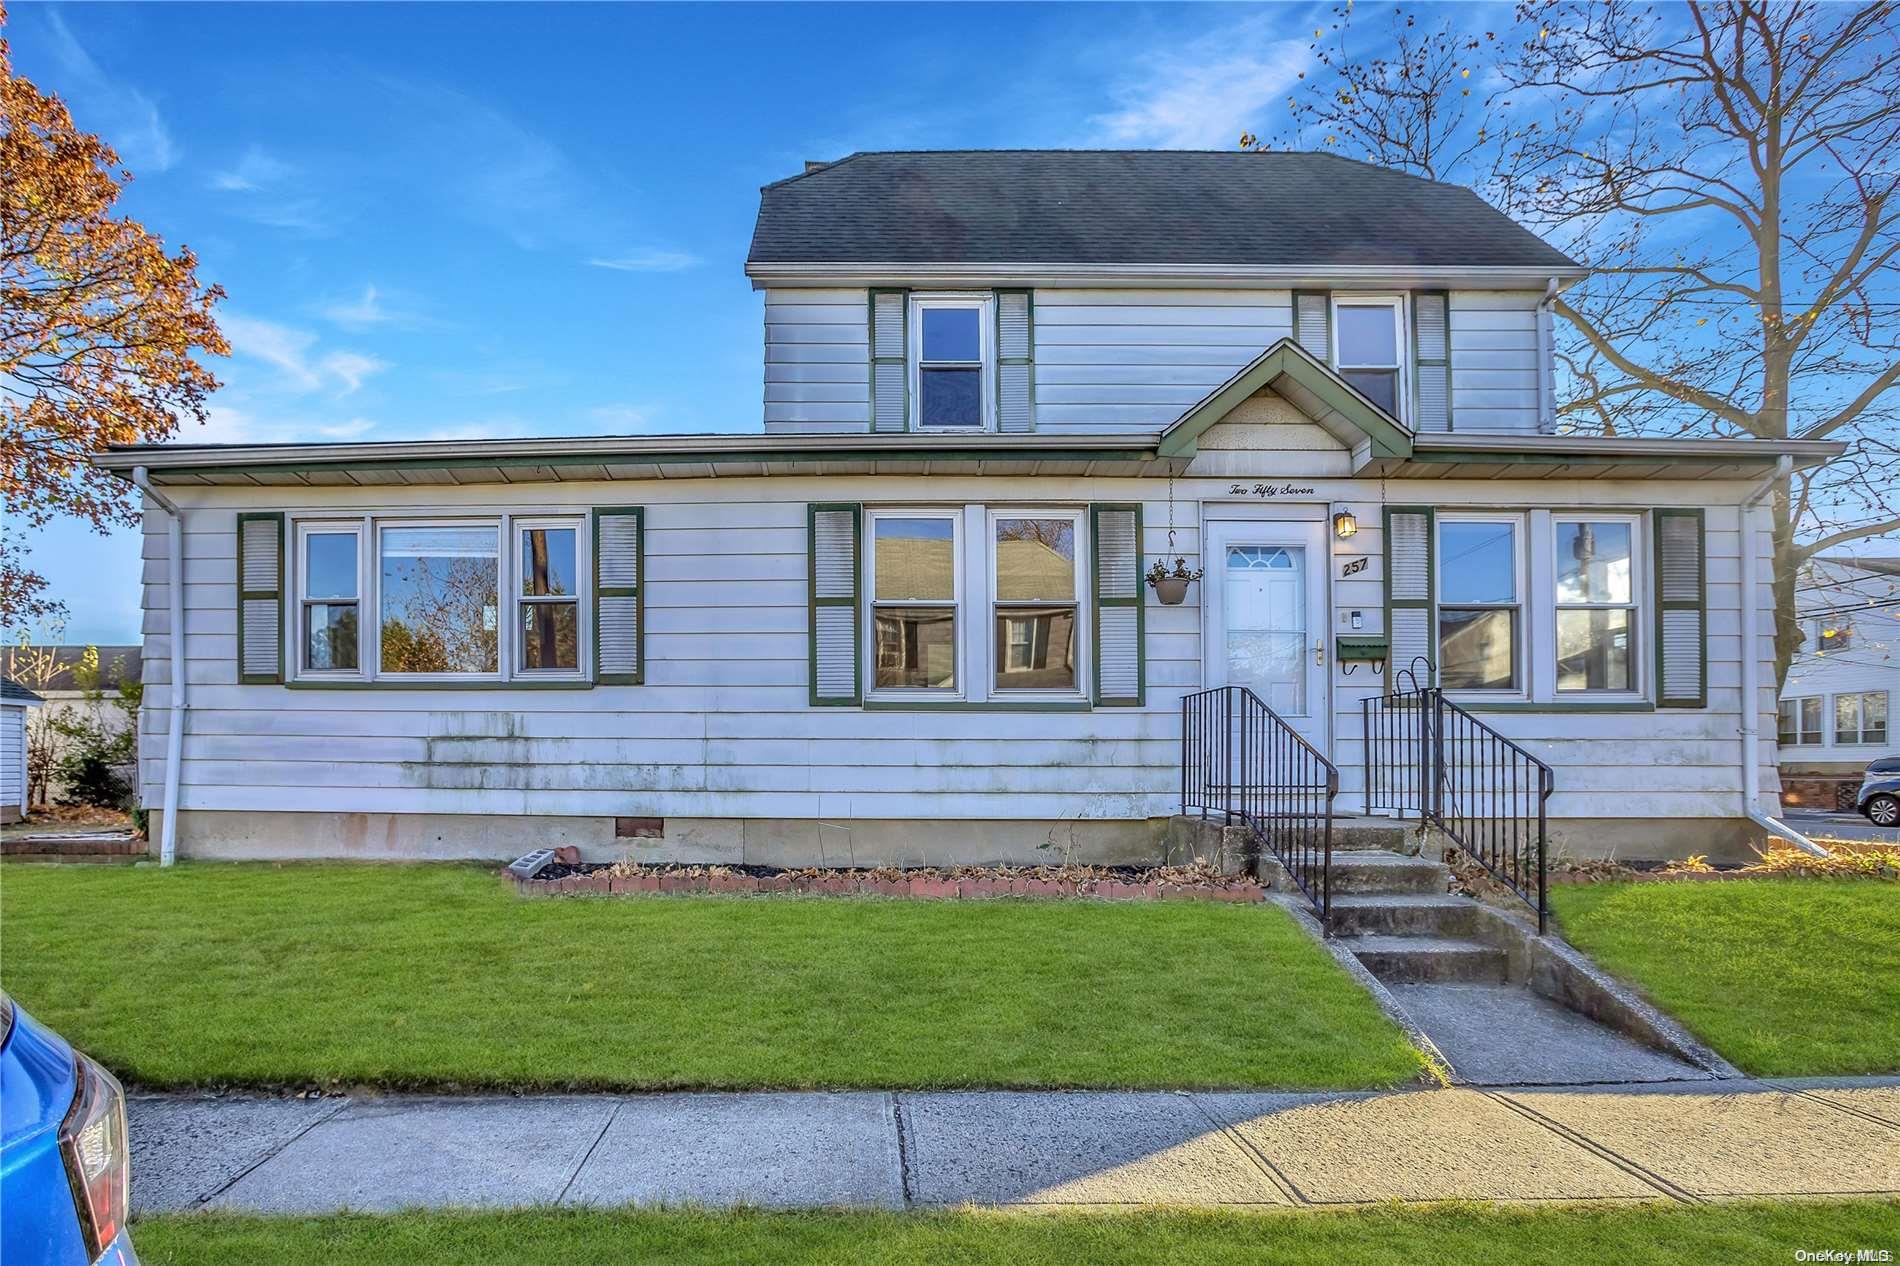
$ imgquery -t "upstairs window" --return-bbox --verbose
[911,295,992,430]
[1333,296,1405,417]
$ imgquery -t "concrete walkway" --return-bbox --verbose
[131,1078,1900,1214]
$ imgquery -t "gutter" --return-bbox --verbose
[745,261,1591,291]
[1737,454,1827,857]
[1536,277,1558,433]
[132,467,185,866]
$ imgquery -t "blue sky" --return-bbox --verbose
[10,0,1352,643]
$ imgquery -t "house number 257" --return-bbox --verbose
[1340,556,1370,578]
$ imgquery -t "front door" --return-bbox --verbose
[1204,518,1329,753]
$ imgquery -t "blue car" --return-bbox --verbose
[0,994,138,1265]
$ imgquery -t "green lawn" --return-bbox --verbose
[130,1203,1900,1266]
[1549,879,1900,1076]
[0,862,1423,1090]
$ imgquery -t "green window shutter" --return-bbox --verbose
[1653,508,1707,708]
[1091,503,1144,707]
[237,512,284,684]
[995,289,1035,433]
[594,507,644,684]
[1294,291,1332,361]
[1412,291,1451,432]
[1384,507,1435,685]
[809,503,862,706]
[869,290,908,433]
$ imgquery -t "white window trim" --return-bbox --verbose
[1780,695,1826,747]
[293,519,367,680]
[512,517,592,680]
[1835,689,1889,746]
[1436,512,1527,699]
[1551,512,1646,699]
[909,293,995,433]
[986,506,1089,701]
[864,507,965,700]
[287,510,591,685]
[1331,293,1409,425]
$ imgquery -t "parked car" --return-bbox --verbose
[0,994,137,1265]
[1859,756,1900,827]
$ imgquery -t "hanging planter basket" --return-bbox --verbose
[1145,557,1203,606]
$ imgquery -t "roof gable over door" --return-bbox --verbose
[1157,338,1414,469]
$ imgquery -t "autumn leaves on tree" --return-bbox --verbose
[0,6,227,625]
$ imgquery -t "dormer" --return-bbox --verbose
[746,150,1583,438]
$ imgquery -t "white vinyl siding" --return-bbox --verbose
[1,705,24,812]
[1449,291,1542,433]
[764,288,870,433]
[137,474,1762,830]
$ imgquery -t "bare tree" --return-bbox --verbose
[1249,0,1900,685]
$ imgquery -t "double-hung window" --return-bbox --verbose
[1778,697,1823,746]
[1554,516,1641,693]
[1333,296,1405,418]
[991,512,1083,693]
[1437,516,1523,692]
[911,295,992,430]
[298,524,362,674]
[516,520,581,674]
[1836,691,1888,745]
[869,512,960,694]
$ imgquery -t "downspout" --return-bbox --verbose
[1737,454,1827,857]
[1536,277,1558,433]
[132,467,185,866]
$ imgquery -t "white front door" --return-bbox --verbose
[1205,518,1329,753]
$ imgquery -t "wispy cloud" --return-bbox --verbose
[589,250,700,273]
[185,405,377,446]
[40,10,177,171]
[206,143,336,234]
[321,285,389,328]
[222,314,388,396]
[319,351,389,395]
[209,146,294,192]
[1090,19,1312,149]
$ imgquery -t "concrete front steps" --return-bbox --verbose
[0,832,146,864]
[1328,853,1507,984]
[1322,848,1711,1085]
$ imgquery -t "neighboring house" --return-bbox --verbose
[93,150,1842,864]
[1777,556,1897,810]
[0,646,142,807]
[1,679,41,825]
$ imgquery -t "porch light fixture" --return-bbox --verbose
[1332,509,1359,540]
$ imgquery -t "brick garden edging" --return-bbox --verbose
[509,864,1268,904]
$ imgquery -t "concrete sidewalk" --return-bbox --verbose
[131,1078,1900,1214]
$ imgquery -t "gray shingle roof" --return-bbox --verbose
[1,677,44,705]
[748,150,1578,270]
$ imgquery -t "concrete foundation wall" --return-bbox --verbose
[167,810,1170,868]
[164,809,1764,866]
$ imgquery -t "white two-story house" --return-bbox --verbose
[1777,555,1897,809]
[98,150,1840,879]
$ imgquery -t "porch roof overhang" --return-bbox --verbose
[1381,432,1845,481]
[1156,338,1415,467]
[95,417,1843,490]
[94,431,1175,488]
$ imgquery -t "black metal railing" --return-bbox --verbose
[1183,685,1338,923]
[1360,663,1556,934]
